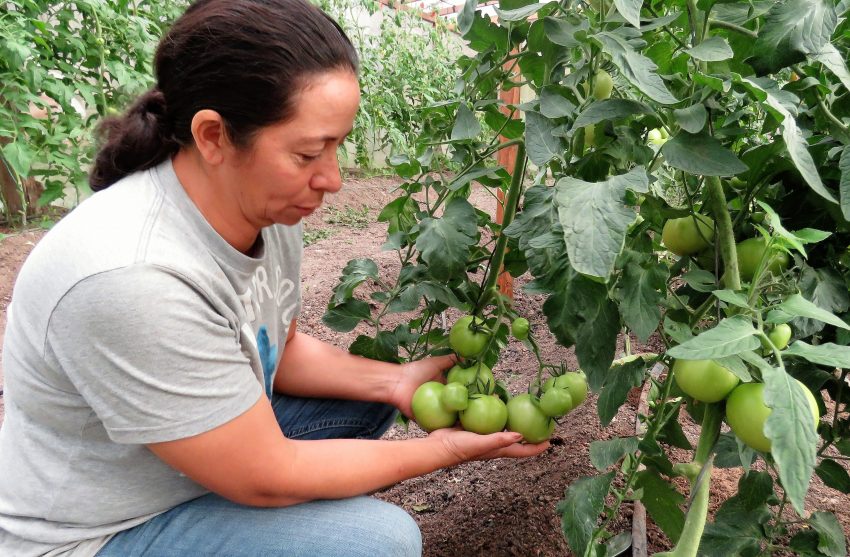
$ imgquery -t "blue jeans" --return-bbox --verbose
[96,395,420,556]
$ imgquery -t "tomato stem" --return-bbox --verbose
[479,142,526,310]
[705,176,741,291]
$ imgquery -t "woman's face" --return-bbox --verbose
[227,70,361,228]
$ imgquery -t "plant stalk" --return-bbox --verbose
[480,142,526,301]
[705,176,741,290]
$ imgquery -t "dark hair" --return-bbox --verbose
[89,0,358,190]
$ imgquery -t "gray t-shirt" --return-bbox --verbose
[0,159,302,556]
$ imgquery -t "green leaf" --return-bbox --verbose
[699,472,774,556]
[743,77,837,204]
[589,437,639,470]
[762,365,818,515]
[557,472,616,556]
[635,470,686,543]
[348,331,400,362]
[495,2,543,22]
[451,104,481,141]
[814,43,850,93]
[784,342,850,368]
[543,16,584,48]
[612,0,642,28]
[769,293,850,331]
[667,316,760,360]
[332,259,379,304]
[594,32,679,105]
[748,0,837,75]
[661,132,748,176]
[525,111,563,166]
[555,167,649,279]
[712,289,750,308]
[815,459,850,494]
[540,86,576,119]
[415,198,478,281]
[840,146,850,221]
[714,432,757,469]
[543,266,620,390]
[572,98,655,129]
[673,104,708,134]
[681,269,717,293]
[1,141,34,177]
[615,260,666,341]
[809,511,848,557]
[598,358,645,426]
[458,0,477,34]
[322,300,372,332]
[685,36,733,62]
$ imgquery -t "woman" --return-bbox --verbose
[0,1,548,556]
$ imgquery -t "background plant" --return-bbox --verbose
[324,0,850,554]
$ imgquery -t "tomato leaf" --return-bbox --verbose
[767,293,850,331]
[597,358,645,426]
[784,342,850,368]
[612,0,642,28]
[839,146,850,221]
[540,86,576,119]
[661,132,748,176]
[589,436,639,471]
[494,2,544,22]
[814,43,850,93]
[572,98,655,129]
[711,289,749,308]
[635,470,686,543]
[815,459,850,494]
[543,266,619,390]
[615,259,666,341]
[555,167,649,279]
[762,365,818,515]
[809,511,848,557]
[322,299,372,332]
[331,258,380,303]
[348,332,400,363]
[699,472,774,556]
[543,16,585,48]
[748,0,837,75]
[415,198,478,281]
[667,315,760,360]
[593,31,679,105]
[685,36,733,62]
[525,110,563,166]
[557,472,616,556]
[714,432,756,469]
[450,103,481,141]
[673,103,708,134]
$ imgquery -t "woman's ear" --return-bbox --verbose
[190,109,230,165]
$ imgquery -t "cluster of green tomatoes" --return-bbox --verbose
[411,315,588,443]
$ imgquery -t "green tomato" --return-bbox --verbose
[511,317,530,340]
[411,382,457,432]
[661,215,715,256]
[736,237,791,281]
[506,394,555,443]
[583,124,596,147]
[726,381,819,453]
[647,128,668,146]
[672,359,739,403]
[551,372,588,406]
[449,315,490,357]
[539,387,573,418]
[460,395,508,434]
[446,362,496,395]
[440,382,469,412]
[768,324,792,351]
[593,70,614,100]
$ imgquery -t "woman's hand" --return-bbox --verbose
[429,428,550,462]
[390,355,456,417]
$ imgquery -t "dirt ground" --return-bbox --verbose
[1,175,848,555]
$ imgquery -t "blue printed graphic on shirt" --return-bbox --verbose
[256,325,278,398]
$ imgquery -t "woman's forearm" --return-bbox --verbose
[274,330,399,404]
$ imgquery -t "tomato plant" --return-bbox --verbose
[324,0,850,553]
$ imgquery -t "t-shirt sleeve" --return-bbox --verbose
[45,265,263,444]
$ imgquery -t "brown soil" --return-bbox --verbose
[1,175,848,556]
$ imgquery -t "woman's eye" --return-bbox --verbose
[299,153,321,162]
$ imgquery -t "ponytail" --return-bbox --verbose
[89,89,180,191]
